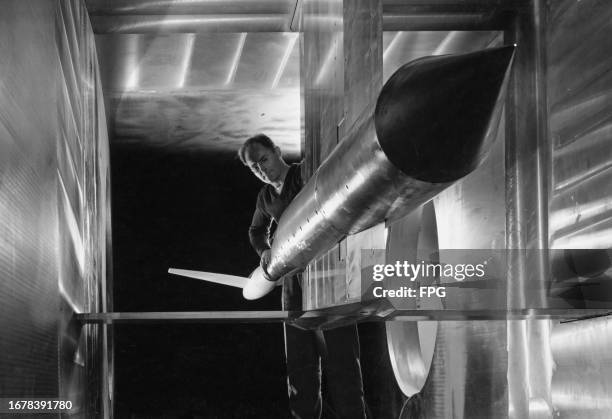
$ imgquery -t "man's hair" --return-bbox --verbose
[238,133,276,165]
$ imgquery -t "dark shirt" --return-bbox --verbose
[249,163,303,256]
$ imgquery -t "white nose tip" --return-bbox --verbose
[242,266,278,300]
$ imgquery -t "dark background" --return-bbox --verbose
[111,145,290,418]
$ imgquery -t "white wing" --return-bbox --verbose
[168,268,248,288]
[168,266,281,300]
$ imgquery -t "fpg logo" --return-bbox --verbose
[419,286,446,297]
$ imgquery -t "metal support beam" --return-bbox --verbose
[77,311,291,324]
[76,309,611,325]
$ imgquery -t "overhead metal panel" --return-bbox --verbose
[95,32,301,155]
[85,0,299,33]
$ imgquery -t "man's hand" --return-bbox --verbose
[260,249,272,273]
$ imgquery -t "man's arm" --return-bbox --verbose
[248,197,272,257]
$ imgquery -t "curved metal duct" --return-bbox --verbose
[265,46,515,281]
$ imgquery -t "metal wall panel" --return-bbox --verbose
[546,1,612,418]
[547,0,612,253]
[0,0,111,416]
[301,0,383,309]
[56,1,113,416]
[301,0,346,308]
[301,0,344,178]
[0,0,62,400]
[551,316,612,419]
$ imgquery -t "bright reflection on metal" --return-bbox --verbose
[551,228,612,249]
[61,140,83,210]
[93,0,254,13]
[528,398,553,417]
[555,161,612,191]
[177,34,196,88]
[550,317,612,416]
[129,15,281,30]
[58,280,84,314]
[530,321,554,418]
[86,0,295,15]
[552,389,612,410]
[90,15,290,33]
[550,197,612,233]
[551,315,612,364]
[125,35,140,89]
[315,156,378,223]
[271,33,297,88]
[57,170,85,275]
[314,32,341,86]
[433,31,458,55]
[383,32,403,62]
[508,322,527,418]
[225,32,246,85]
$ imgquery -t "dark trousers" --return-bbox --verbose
[283,276,367,419]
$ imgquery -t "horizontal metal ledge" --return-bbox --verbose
[77,311,292,324]
[76,309,612,324]
[381,309,612,321]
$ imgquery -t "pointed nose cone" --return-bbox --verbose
[375,45,515,183]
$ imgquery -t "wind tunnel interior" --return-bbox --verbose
[1,1,612,419]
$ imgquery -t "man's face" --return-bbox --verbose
[243,143,284,184]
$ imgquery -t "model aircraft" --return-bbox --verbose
[169,46,515,300]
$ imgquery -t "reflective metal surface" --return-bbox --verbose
[383,31,502,83]
[78,311,291,324]
[551,316,612,418]
[90,15,292,33]
[300,0,345,177]
[86,0,299,33]
[86,0,296,14]
[304,29,503,310]
[98,31,501,157]
[0,0,60,400]
[85,0,517,34]
[97,32,301,154]
[266,47,514,281]
[381,0,519,32]
[382,13,508,31]
[1,0,111,416]
[547,0,612,253]
[57,1,114,416]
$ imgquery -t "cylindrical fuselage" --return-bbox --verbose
[265,46,515,281]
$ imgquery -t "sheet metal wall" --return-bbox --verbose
[0,0,111,416]
[0,0,60,400]
[300,3,405,418]
[546,1,612,417]
[546,0,612,286]
[302,0,383,309]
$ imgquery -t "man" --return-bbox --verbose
[239,134,367,419]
